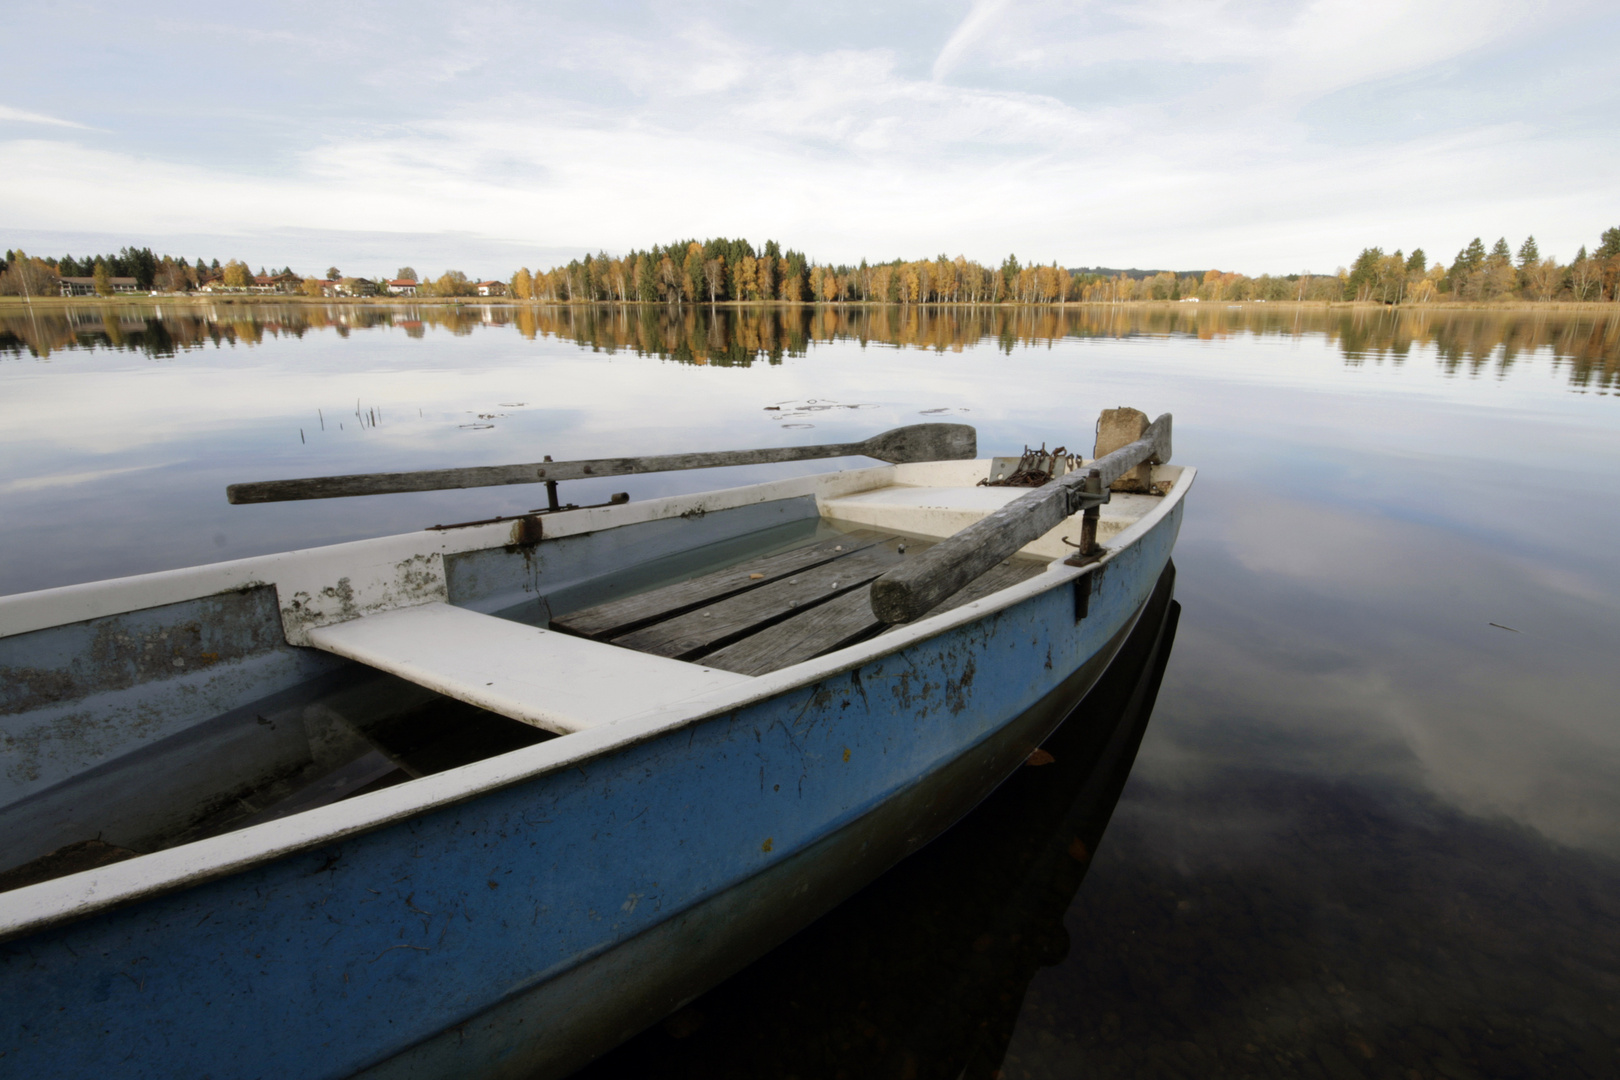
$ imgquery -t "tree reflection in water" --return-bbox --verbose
[4,303,1619,393]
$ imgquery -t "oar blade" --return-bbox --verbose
[859,423,976,464]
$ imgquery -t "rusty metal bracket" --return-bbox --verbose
[427,492,628,533]
[1062,486,1110,516]
[428,513,541,533]
[1062,468,1106,567]
[979,443,1079,488]
[528,492,629,517]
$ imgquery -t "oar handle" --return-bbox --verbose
[868,414,1170,623]
[226,423,976,504]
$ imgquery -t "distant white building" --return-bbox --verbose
[475,280,506,297]
[386,279,420,296]
[60,276,139,296]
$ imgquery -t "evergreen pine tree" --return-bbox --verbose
[1598,227,1620,259]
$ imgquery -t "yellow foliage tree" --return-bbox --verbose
[819,267,839,302]
[222,260,253,289]
[510,267,534,301]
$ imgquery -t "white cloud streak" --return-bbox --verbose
[0,104,94,130]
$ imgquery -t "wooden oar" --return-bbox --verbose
[226,423,977,504]
[868,414,1171,623]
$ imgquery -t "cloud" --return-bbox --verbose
[0,104,94,130]
[932,0,1015,82]
[1,1,1614,270]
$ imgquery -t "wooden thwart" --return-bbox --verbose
[304,602,751,734]
[611,540,909,660]
[706,559,1043,676]
[551,531,887,640]
[557,525,1050,676]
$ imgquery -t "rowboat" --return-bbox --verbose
[0,407,1191,1080]
[590,563,1183,1077]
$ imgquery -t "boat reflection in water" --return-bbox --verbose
[576,563,1181,1080]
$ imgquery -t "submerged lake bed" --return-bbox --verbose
[3,302,1619,1078]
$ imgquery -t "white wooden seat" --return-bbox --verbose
[305,602,753,735]
[821,484,1164,557]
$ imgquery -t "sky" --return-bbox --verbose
[3,0,1617,278]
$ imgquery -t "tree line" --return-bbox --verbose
[6,225,1618,304]
[509,228,1620,306]
[0,247,291,295]
[1340,230,1620,304]
[509,240,1082,306]
[0,249,500,299]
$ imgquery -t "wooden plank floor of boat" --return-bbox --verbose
[550,531,1045,677]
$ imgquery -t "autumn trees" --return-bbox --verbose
[0,251,60,297]
[10,224,1620,308]
[501,225,1620,307]
[512,242,1092,306]
[1,244,520,299]
[421,270,475,298]
[1333,228,1620,304]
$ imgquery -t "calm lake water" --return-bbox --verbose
[4,302,1620,1078]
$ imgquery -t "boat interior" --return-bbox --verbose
[0,453,1185,896]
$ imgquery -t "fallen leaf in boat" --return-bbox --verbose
[1025,748,1055,767]
[1068,837,1090,862]
[749,572,764,579]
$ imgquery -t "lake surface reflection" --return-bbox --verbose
[3,302,1618,1078]
[5,302,1620,391]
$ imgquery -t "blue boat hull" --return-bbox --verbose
[0,501,1180,1080]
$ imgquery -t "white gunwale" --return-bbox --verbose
[0,460,1194,941]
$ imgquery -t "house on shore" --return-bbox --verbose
[475,280,506,297]
[59,276,140,296]
[386,279,420,296]
[200,279,276,295]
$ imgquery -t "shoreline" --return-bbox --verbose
[3,296,1618,313]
